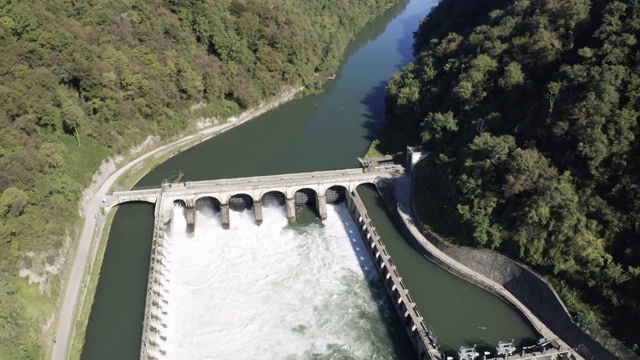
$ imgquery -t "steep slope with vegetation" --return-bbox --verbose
[382,0,640,352]
[0,0,399,358]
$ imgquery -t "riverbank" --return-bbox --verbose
[52,86,303,360]
[382,172,595,359]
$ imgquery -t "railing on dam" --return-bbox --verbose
[130,184,163,191]
[346,191,444,360]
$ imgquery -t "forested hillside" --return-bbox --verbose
[384,0,640,352]
[0,0,399,357]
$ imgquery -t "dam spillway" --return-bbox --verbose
[133,166,439,359]
[139,200,418,359]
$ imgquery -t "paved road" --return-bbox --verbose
[51,134,201,360]
[51,88,303,360]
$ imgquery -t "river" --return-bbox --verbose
[81,1,536,359]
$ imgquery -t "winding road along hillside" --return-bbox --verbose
[52,89,301,360]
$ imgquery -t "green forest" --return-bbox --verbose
[0,0,399,358]
[383,0,640,353]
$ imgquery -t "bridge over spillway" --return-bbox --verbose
[105,164,405,229]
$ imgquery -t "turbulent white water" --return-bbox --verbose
[158,204,400,359]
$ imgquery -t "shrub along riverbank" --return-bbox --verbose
[0,0,401,357]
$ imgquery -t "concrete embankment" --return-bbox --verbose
[383,175,614,360]
[139,198,170,360]
[345,190,443,360]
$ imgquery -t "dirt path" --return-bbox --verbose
[52,88,301,360]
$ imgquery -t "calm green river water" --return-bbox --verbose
[81,0,536,358]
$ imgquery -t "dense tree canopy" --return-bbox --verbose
[0,0,399,357]
[384,0,640,352]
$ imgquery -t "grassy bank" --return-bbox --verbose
[67,209,115,360]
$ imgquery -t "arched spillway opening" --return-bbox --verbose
[196,197,222,229]
[173,200,187,220]
[294,188,317,207]
[294,188,318,217]
[262,191,285,207]
[325,185,347,204]
[196,197,221,214]
[229,193,254,212]
[171,200,189,232]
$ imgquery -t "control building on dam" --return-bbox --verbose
[103,163,445,360]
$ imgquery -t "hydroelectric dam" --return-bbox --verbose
[103,163,446,359]
[102,160,575,360]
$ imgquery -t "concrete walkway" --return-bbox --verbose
[391,175,582,359]
[51,88,301,360]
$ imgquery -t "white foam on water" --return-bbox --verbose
[159,204,397,360]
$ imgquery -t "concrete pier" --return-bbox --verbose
[286,197,296,224]
[253,201,263,225]
[185,206,195,232]
[316,194,327,220]
[220,204,230,229]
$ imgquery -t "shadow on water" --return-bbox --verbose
[358,3,437,144]
[395,11,427,67]
[360,80,388,142]
[299,0,413,150]
[341,0,411,63]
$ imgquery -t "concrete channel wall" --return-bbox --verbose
[139,198,169,360]
[345,191,443,360]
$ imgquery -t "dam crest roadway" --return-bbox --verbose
[105,163,405,228]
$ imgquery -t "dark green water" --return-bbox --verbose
[357,186,536,354]
[82,204,153,359]
[134,0,424,185]
[81,0,536,358]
